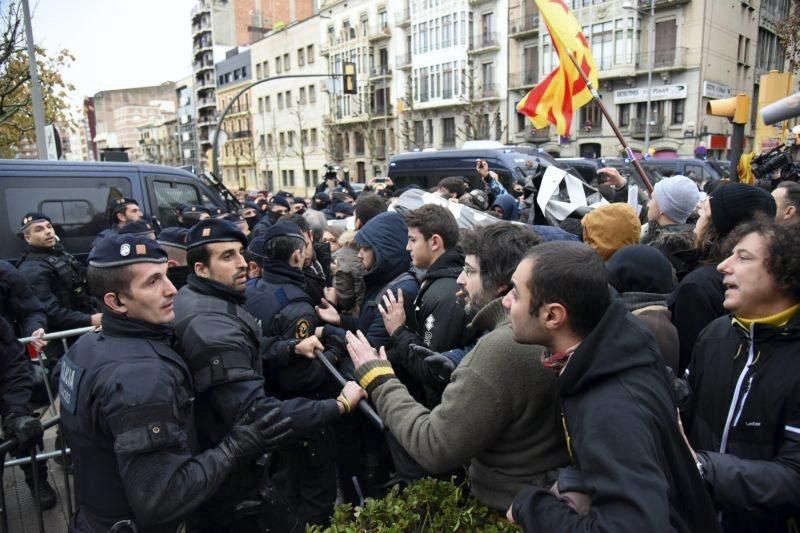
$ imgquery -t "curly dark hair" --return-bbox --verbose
[723,217,800,301]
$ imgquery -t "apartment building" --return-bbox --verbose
[216,48,257,190]
[138,118,181,167]
[250,15,327,196]
[191,0,314,170]
[507,0,791,160]
[176,76,201,170]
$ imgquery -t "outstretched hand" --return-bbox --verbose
[346,330,387,370]
[378,289,405,336]
[316,298,341,326]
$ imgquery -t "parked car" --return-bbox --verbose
[0,160,228,262]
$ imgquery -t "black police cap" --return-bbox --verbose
[260,220,305,248]
[186,218,247,250]
[20,212,51,232]
[118,221,155,237]
[157,227,189,249]
[223,213,245,224]
[89,234,167,268]
[179,204,211,216]
[112,197,139,212]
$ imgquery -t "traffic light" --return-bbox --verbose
[707,93,751,124]
[343,62,357,95]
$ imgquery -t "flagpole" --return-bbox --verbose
[564,49,654,193]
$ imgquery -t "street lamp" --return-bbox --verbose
[623,0,656,156]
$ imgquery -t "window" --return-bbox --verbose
[241,66,247,77]
[379,10,388,28]
[283,53,290,71]
[310,128,318,146]
[307,45,315,64]
[299,87,306,104]
[265,96,271,111]
[282,170,289,186]
[309,85,317,103]
[256,63,263,79]
[482,62,494,88]
[654,19,677,67]
[613,18,635,65]
[443,64,454,98]
[671,99,685,125]
[618,103,630,127]
[275,56,282,74]
[277,93,284,109]
[427,118,434,145]
[286,91,292,107]
[288,131,294,147]
[580,100,603,132]
[298,48,305,66]
[442,117,456,147]
[266,134,273,149]
[354,132,365,155]
[151,180,204,228]
[279,132,286,148]
[263,60,269,77]
[414,120,424,146]
[258,97,264,113]
[590,21,614,70]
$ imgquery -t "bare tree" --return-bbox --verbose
[456,64,505,144]
[289,99,318,196]
[400,74,417,151]
[254,107,288,190]
[776,2,800,84]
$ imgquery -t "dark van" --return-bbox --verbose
[0,160,229,262]
[387,147,558,191]
[639,158,725,188]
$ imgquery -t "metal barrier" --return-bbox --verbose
[0,326,93,533]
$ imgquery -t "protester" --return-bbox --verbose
[505,241,719,532]
[641,175,699,247]
[771,180,800,222]
[684,218,800,533]
[354,192,387,229]
[437,177,467,199]
[670,182,776,373]
[490,193,520,221]
[581,203,641,261]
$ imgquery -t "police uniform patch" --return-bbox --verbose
[59,357,84,415]
[295,318,310,339]
[120,243,131,256]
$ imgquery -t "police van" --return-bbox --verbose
[0,160,229,262]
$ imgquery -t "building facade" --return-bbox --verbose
[138,118,180,167]
[216,47,257,190]
[250,14,327,196]
[176,76,201,170]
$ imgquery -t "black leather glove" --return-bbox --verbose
[218,407,293,463]
[411,344,456,384]
[324,332,347,362]
[3,415,43,452]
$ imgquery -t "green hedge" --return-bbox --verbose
[309,477,519,532]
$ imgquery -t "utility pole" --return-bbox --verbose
[21,0,48,159]
[643,0,655,155]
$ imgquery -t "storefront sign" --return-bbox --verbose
[614,84,688,104]
[702,81,732,100]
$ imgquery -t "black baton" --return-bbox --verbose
[315,349,385,431]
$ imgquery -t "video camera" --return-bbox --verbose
[752,144,800,186]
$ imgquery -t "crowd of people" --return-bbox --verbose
[1,160,799,533]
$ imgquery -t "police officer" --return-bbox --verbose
[173,219,365,532]
[157,227,190,291]
[178,205,212,228]
[17,213,101,354]
[118,221,156,240]
[0,259,47,349]
[58,234,295,533]
[245,221,349,528]
[92,197,143,247]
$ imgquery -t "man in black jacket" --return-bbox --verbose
[380,204,467,406]
[245,220,350,528]
[506,241,719,532]
[59,233,294,533]
[92,197,144,247]
[684,219,800,533]
[0,260,47,349]
[17,213,101,357]
[173,219,364,532]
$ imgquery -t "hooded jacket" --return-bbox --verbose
[340,212,419,348]
[512,300,719,533]
[490,194,519,221]
[687,311,800,533]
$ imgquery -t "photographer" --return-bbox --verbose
[476,159,508,205]
[316,164,355,198]
[753,144,800,191]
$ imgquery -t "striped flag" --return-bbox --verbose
[516,0,598,136]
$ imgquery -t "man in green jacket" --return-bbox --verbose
[346,222,569,511]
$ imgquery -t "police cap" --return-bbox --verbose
[179,204,211,216]
[89,234,167,268]
[118,221,155,237]
[157,227,189,249]
[260,221,305,249]
[223,213,246,224]
[112,197,139,212]
[20,212,51,232]
[186,218,247,250]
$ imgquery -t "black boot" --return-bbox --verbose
[26,477,58,510]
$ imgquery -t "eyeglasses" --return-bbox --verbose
[462,265,479,276]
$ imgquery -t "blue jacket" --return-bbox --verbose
[340,212,419,348]
[491,194,519,221]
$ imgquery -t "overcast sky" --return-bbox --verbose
[30,0,195,108]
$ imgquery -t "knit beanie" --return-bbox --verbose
[606,244,674,294]
[653,175,699,224]
[710,183,776,237]
[581,203,642,261]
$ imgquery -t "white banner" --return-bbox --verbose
[614,83,688,104]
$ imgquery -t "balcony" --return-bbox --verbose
[197,117,217,129]
[193,41,213,56]
[369,65,392,80]
[578,124,604,137]
[367,25,392,42]
[468,33,501,55]
[508,71,538,90]
[374,145,387,159]
[630,117,664,139]
[232,130,252,140]
[637,0,691,9]
[395,9,410,27]
[321,44,331,56]
[196,96,216,110]
[479,84,501,100]
[191,1,210,20]
[371,104,393,117]
[509,14,539,38]
[469,0,493,5]
[195,77,215,91]
[193,59,214,73]
[396,53,412,69]
[635,47,688,71]
[524,127,552,143]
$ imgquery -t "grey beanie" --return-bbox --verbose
[653,175,699,224]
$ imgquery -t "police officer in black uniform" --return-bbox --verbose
[0,259,47,348]
[177,205,212,228]
[245,221,351,528]
[157,227,190,291]
[173,219,365,532]
[58,233,295,533]
[17,213,101,355]
[92,197,144,248]
[118,221,157,240]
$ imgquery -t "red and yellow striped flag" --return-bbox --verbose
[516,0,598,136]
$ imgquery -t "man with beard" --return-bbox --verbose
[173,219,364,531]
[345,223,569,512]
[92,197,144,247]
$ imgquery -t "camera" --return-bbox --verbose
[752,144,800,188]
